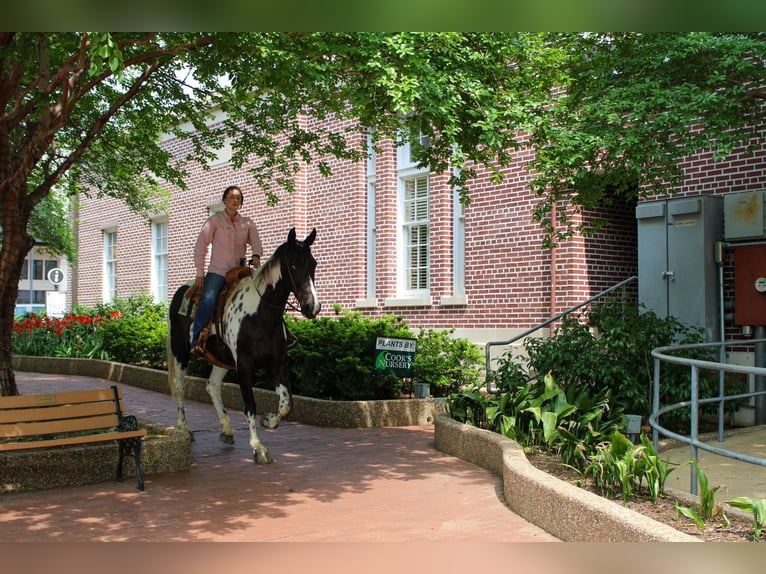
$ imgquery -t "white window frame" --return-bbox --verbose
[151,218,169,302]
[357,130,377,308]
[384,128,433,307]
[103,229,117,302]
[441,169,467,306]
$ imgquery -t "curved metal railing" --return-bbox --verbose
[650,339,766,495]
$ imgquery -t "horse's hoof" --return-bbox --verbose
[219,432,234,445]
[261,414,280,429]
[254,451,273,464]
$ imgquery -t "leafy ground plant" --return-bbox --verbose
[582,431,677,503]
[727,497,766,541]
[449,372,623,469]
[674,462,729,533]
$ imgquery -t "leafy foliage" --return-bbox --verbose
[522,297,721,427]
[583,432,677,503]
[285,310,483,400]
[411,328,483,396]
[675,461,730,534]
[727,496,766,541]
[448,372,624,469]
[284,311,411,400]
[527,32,766,246]
[95,295,169,368]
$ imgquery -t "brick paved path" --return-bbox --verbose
[0,371,558,542]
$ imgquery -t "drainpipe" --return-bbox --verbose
[550,203,558,323]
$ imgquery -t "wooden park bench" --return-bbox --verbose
[0,385,147,491]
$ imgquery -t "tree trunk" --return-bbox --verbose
[0,185,35,396]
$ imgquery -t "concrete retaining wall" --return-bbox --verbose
[434,414,698,542]
[11,356,445,427]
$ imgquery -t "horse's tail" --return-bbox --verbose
[167,283,193,397]
[167,324,176,398]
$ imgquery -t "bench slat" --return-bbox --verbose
[0,388,118,409]
[0,429,146,452]
[0,401,118,424]
[0,413,120,439]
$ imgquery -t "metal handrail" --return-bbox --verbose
[484,275,638,393]
[650,339,766,495]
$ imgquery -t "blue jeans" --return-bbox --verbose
[192,272,226,345]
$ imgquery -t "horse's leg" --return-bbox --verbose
[236,360,273,464]
[206,365,234,444]
[170,357,191,436]
[261,361,293,429]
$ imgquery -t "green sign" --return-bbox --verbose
[374,337,417,377]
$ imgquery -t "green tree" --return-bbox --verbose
[0,32,555,395]
[527,32,766,247]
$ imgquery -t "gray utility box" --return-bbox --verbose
[636,196,723,341]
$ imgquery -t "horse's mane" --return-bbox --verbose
[246,243,285,293]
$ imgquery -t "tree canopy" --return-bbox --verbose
[527,32,766,245]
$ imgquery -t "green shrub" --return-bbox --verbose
[99,313,168,368]
[412,328,483,397]
[285,309,483,400]
[285,310,412,400]
[94,294,168,368]
[522,297,720,428]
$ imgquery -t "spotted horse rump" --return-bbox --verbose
[168,228,321,463]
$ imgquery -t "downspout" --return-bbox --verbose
[550,202,558,323]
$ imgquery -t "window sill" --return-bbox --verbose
[383,296,432,308]
[440,294,468,306]
[355,298,377,309]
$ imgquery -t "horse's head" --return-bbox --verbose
[281,228,321,319]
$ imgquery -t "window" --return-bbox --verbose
[20,259,28,280]
[397,128,431,169]
[152,219,168,302]
[32,259,44,280]
[44,260,57,281]
[16,290,46,305]
[394,128,431,300]
[402,175,430,293]
[103,230,117,302]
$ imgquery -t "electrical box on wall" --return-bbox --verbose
[636,195,723,341]
[724,190,766,240]
[734,245,766,326]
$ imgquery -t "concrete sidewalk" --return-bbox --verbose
[661,426,766,502]
[0,371,558,542]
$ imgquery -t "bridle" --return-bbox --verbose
[253,248,312,315]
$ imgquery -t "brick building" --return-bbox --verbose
[69,112,766,351]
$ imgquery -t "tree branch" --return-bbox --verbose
[28,60,164,207]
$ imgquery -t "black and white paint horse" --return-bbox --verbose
[168,228,321,463]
